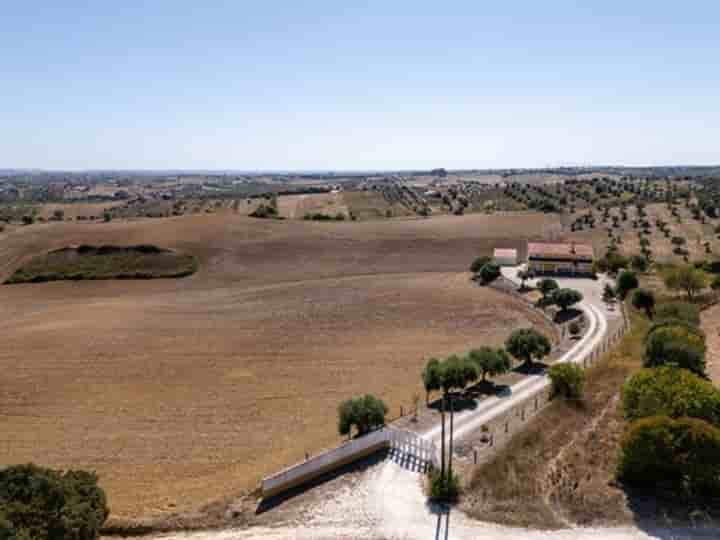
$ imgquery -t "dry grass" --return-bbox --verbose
[277,192,348,219]
[461,307,649,528]
[701,303,720,384]
[0,211,559,521]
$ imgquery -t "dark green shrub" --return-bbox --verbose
[478,263,500,284]
[631,288,655,318]
[618,416,720,495]
[0,464,109,540]
[616,270,639,299]
[469,255,492,274]
[548,363,584,399]
[428,468,460,502]
[622,366,720,425]
[644,322,706,376]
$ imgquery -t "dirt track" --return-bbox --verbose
[0,212,557,520]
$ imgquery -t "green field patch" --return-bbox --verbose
[5,244,198,284]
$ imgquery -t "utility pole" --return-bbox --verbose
[440,394,446,480]
[448,392,455,479]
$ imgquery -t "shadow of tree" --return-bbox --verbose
[554,308,583,324]
[513,361,549,376]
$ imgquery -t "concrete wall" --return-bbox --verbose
[261,427,437,498]
[262,428,388,498]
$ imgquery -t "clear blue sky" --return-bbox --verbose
[2,1,718,170]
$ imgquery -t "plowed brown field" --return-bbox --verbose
[0,212,557,520]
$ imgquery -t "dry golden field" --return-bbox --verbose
[0,211,557,520]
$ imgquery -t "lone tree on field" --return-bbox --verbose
[422,358,443,404]
[337,394,388,438]
[632,288,655,318]
[663,265,708,301]
[552,288,583,313]
[467,347,511,382]
[505,328,552,368]
[616,270,639,299]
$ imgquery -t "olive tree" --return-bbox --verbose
[663,265,708,301]
[338,394,388,437]
[467,347,511,382]
[505,328,552,367]
[422,358,443,404]
[552,288,583,313]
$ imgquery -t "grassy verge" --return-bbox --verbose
[5,245,198,284]
[461,306,649,528]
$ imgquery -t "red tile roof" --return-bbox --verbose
[528,242,593,261]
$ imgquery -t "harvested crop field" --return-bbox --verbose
[0,211,557,521]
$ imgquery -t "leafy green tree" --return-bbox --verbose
[422,358,442,404]
[0,464,109,540]
[654,301,700,326]
[618,416,720,495]
[337,394,388,437]
[470,255,492,274]
[467,347,511,382]
[644,322,706,376]
[616,270,639,299]
[548,363,584,399]
[552,288,583,312]
[537,278,559,300]
[505,328,551,367]
[622,366,720,425]
[632,288,655,318]
[479,263,501,284]
[663,265,708,301]
[441,355,477,393]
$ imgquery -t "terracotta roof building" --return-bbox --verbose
[527,242,594,275]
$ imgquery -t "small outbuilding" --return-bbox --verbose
[493,248,518,266]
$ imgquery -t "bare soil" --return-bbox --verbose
[0,211,558,522]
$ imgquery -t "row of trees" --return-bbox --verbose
[618,295,720,496]
[422,328,552,499]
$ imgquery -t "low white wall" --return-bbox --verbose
[261,428,391,497]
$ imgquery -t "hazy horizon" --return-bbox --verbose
[3,1,719,170]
